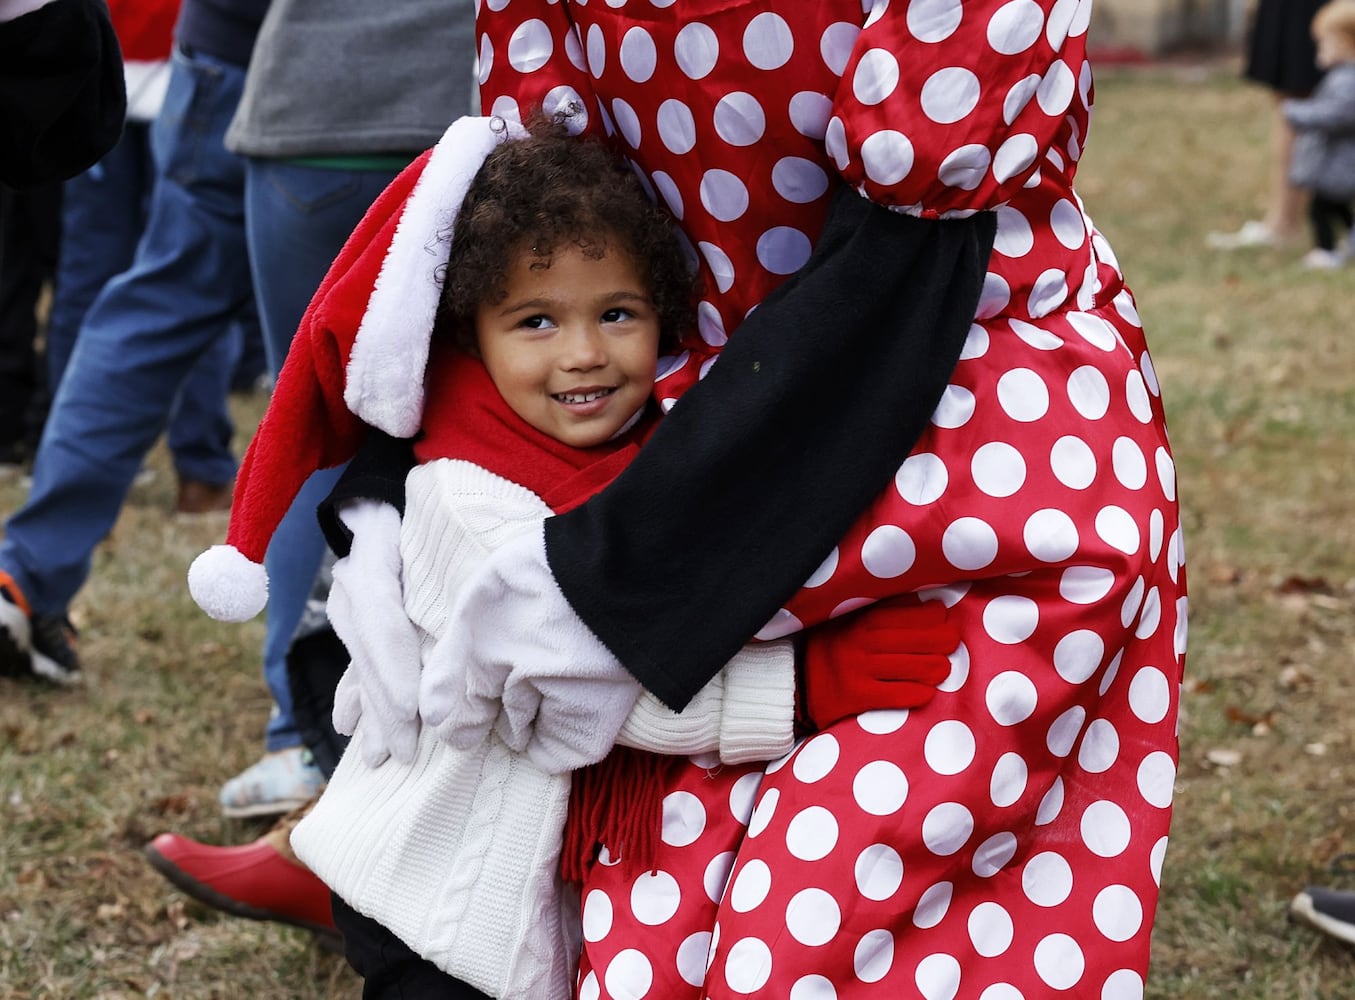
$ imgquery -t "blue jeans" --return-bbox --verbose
[244,158,403,751]
[46,119,244,487]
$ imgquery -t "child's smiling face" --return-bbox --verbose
[475,239,661,449]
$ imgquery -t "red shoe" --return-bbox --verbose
[145,828,341,950]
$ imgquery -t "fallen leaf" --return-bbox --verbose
[1207,748,1243,767]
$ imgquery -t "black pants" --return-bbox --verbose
[0,181,61,454]
[331,896,492,1000]
[1310,194,1353,251]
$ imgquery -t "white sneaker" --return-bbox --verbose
[1205,219,1281,249]
[219,747,326,818]
[1299,247,1344,270]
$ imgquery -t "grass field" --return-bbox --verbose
[2,62,1355,998]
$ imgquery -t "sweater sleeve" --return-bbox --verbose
[547,187,995,709]
[317,428,416,558]
[0,0,126,188]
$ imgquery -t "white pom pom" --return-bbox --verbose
[188,545,269,622]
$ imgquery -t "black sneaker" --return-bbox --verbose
[29,612,81,686]
[1292,886,1355,946]
[0,571,33,678]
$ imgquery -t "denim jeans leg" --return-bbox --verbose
[166,320,241,487]
[0,48,252,615]
[245,158,402,751]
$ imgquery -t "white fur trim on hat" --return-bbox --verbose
[345,115,527,437]
[188,544,269,623]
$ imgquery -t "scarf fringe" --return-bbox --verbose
[560,746,680,883]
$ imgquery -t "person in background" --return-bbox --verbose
[1209,0,1333,249]
[1283,0,1355,269]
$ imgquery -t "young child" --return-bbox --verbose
[290,119,803,1000]
[1286,0,1355,268]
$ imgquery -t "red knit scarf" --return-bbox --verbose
[416,345,680,881]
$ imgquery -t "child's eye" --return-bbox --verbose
[519,314,556,330]
[601,308,634,323]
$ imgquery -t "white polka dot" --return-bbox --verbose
[1046,201,1085,253]
[986,670,1038,726]
[819,21,860,75]
[786,806,839,862]
[704,850,737,904]
[1148,508,1164,562]
[1082,800,1132,857]
[922,802,974,856]
[988,0,1046,54]
[921,67,981,124]
[508,19,554,72]
[1126,370,1154,423]
[1034,934,1085,990]
[1003,73,1041,124]
[477,33,494,84]
[942,517,998,571]
[979,986,1024,1000]
[895,453,947,506]
[990,752,1029,807]
[1054,629,1105,683]
[790,92,834,139]
[983,595,1039,644]
[729,771,763,824]
[803,547,839,589]
[793,735,840,785]
[657,99,696,154]
[916,952,962,1000]
[619,26,656,82]
[973,832,1019,877]
[698,241,733,292]
[855,844,904,901]
[853,48,900,105]
[677,932,713,987]
[583,888,614,941]
[1079,719,1120,773]
[968,901,1015,957]
[1103,968,1146,1000]
[1036,777,1065,826]
[1067,366,1112,421]
[743,12,794,70]
[1096,505,1141,555]
[674,21,718,79]
[1094,884,1145,942]
[862,524,917,578]
[1129,666,1171,724]
[578,971,600,1000]
[714,91,766,146]
[605,949,654,1000]
[1024,508,1078,562]
[861,129,915,185]
[730,859,772,912]
[1023,851,1073,906]
[757,226,812,275]
[1047,705,1086,757]
[1067,312,1117,351]
[1099,648,1126,696]
[1138,750,1176,809]
[790,975,838,1000]
[925,720,977,775]
[854,760,909,815]
[786,888,842,946]
[854,929,895,983]
[631,869,681,925]
[747,786,779,837]
[1009,317,1063,350]
[914,881,955,929]
[1141,351,1161,395]
[661,790,707,847]
[1028,268,1069,317]
[700,169,748,222]
[908,0,964,42]
[1112,437,1147,490]
[994,205,1035,257]
[1059,565,1115,604]
[611,98,641,147]
[724,937,774,993]
[993,133,1039,183]
[772,157,830,204]
[975,272,1011,319]
[971,441,1026,497]
[1151,836,1169,886]
[1047,438,1094,494]
[932,384,976,429]
[585,22,606,77]
[1038,60,1077,116]
[997,368,1050,422]
[858,709,910,734]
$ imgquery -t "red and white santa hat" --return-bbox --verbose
[188,115,526,622]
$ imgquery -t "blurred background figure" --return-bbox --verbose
[1208,0,1333,249]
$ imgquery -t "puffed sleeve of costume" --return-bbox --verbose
[0,0,126,188]
[829,0,1093,216]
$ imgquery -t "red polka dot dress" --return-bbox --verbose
[477,2,1186,997]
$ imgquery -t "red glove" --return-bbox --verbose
[800,598,961,730]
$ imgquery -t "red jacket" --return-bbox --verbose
[106,0,179,62]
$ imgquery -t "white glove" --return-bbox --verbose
[326,499,423,766]
[419,523,643,774]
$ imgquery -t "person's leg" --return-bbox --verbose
[0,46,252,674]
[166,317,241,494]
[242,159,398,756]
[1264,100,1306,243]
[1310,196,1339,251]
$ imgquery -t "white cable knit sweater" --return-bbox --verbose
[292,458,796,999]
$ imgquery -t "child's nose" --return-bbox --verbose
[562,325,608,368]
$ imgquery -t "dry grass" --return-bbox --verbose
[2,62,1355,998]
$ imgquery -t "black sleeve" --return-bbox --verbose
[0,0,126,189]
[546,187,996,710]
[316,427,416,558]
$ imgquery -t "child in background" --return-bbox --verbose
[1286,0,1355,268]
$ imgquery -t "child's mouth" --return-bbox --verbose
[553,388,616,405]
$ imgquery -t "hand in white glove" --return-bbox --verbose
[419,523,643,774]
[326,499,423,766]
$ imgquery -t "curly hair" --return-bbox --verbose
[435,115,697,353]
